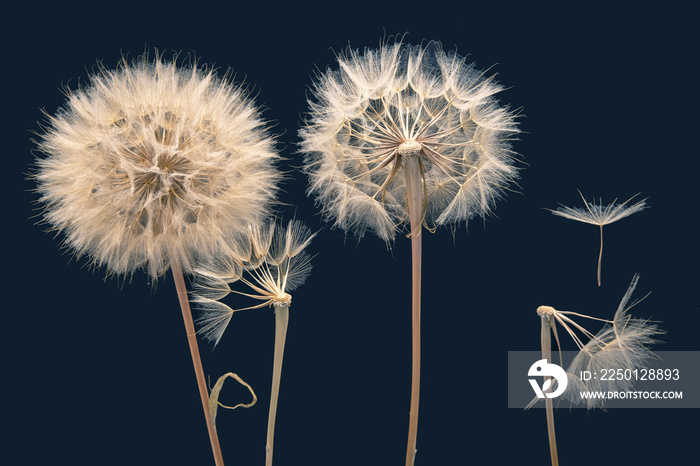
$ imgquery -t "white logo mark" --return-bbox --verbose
[528,359,568,399]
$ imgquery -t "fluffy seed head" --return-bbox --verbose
[33,52,281,279]
[299,39,520,241]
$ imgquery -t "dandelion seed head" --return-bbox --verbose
[300,39,520,241]
[529,275,663,410]
[192,219,315,345]
[33,52,280,279]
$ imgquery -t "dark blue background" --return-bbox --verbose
[7,2,698,465]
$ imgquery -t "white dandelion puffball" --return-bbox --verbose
[192,219,316,345]
[299,40,520,241]
[34,53,281,279]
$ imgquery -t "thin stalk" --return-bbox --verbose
[540,315,559,466]
[266,304,289,466]
[403,154,423,466]
[171,258,225,466]
[597,225,603,286]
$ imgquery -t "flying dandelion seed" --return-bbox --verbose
[192,219,315,466]
[299,37,520,466]
[529,274,662,465]
[32,50,282,465]
[549,191,648,286]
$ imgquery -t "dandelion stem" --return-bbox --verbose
[403,154,423,466]
[540,314,559,466]
[266,304,289,466]
[597,225,603,286]
[171,258,225,466]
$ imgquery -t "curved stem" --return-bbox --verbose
[597,225,603,286]
[540,315,559,466]
[266,305,289,466]
[171,258,225,466]
[403,154,423,466]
